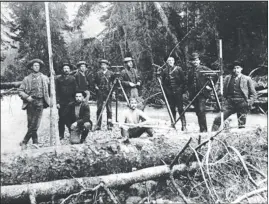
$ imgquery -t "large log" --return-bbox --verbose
[0,128,264,186]
[1,162,199,204]
[0,81,22,89]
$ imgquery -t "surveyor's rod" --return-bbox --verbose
[116,87,118,122]
[45,2,60,146]
[157,77,175,126]
[219,39,224,129]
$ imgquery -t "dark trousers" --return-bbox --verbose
[96,91,112,127]
[212,98,249,131]
[121,127,153,138]
[193,97,208,132]
[58,104,70,138]
[68,122,92,144]
[22,99,44,144]
[166,92,186,128]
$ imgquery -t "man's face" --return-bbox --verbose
[75,93,84,103]
[191,58,200,67]
[167,57,175,67]
[79,64,87,72]
[126,61,133,68]
[101,63,108,71]
[32,62,40,73]
[129,99,137,110]
[63,66,70,75]
[233,66,243,76]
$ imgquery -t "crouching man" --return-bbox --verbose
[120,98,153,141]
[64,90,92,144]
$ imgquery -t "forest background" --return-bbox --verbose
[1,2,268,98]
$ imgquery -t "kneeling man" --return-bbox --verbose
[64,90,92,144]
[120,98,153,140]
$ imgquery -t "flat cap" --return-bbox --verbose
[233,60,243,68]
[27,59,44,69]
[76,61,88,67]
[190,53,200,60]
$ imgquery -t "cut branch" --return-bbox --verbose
[231,187,267,203]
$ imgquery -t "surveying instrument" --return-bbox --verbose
[93,65,130,131]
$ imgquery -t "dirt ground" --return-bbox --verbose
[1,95,267,153]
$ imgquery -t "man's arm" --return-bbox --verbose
[18,77,33,102]
[77,103,90,126]
[247,77,257,103]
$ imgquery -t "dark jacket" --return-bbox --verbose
[120,67,141,87]
[85,69,95,92]
[161,65,186,94]
[74,71,88,92]
[187,65,216,99]
[223,74,257,102]
[94,70,115,92]
[56,75,77,105]
[64,101,90,127]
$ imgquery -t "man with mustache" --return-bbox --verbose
[211,61,257,131]
[56,62,78,139]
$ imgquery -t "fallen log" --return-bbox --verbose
[0,81,22,89]
[0,128,266,186]
[1,162,199,204]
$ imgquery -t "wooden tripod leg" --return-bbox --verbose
[209,78,221,110]
[117,79,130,105]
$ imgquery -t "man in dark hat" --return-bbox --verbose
[187,53,215,132]
[211,61,257,131]
[94,59,115,130]
[120,57,141,98]
[18,59,50,148]
[158,56,187,131]
[74,61,90,102]
[56,62,78,139]
[63,90,92,144]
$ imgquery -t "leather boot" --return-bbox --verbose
[181,115,187,131]
[80,129,89,143]
[211,124,219,132]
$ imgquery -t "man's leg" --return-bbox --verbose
[20,103,34,145]
[129,127,148,138]
[211,99,235,131]
[96,93,104,130]
[80,122,92,143]
[58,104,66,139]
[236,99,249,128]
[166,93,176,122]
[106,97,113,130]
[176,93,186,131]
[195,97,207,132]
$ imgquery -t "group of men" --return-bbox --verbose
[18,52,257,148]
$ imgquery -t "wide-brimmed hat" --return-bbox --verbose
[61,62,73,69]
[27,59,44,69]
[189,53,200,61]
[123,57,133,63]
[233,60,243,68]
[76,61,88,67]
[99,59,110,66]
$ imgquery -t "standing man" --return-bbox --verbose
[56,62,77,140]
[188,53,215,132]
[75,61,90,102]
[120,97,153,141]
[64,90,92,144]
[211,61,257,131]
[94,59,115,130]
[158,56,187,131]
[18,59,50,147]
[120,57,142,98]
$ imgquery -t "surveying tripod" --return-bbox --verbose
[93,68,130,131]
[174,70,221,125]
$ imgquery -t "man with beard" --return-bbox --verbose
[187,53,215,132]
[56,62,78,139]
[211,61,256,131]
[75,61,91,102]
[94,59,115,130]
[120,97,153,141]
[158,56,187,131]
[18,59,50,148]
[64,90,92,144]
[120,57,141,98]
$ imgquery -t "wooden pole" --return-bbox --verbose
[219,39,224,129]
[45,2,60,146]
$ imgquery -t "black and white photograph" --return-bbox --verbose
[1,1,268,204]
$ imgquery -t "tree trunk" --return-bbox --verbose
[1,128,263,186]
[1,162,199,204]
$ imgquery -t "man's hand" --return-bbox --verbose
[112,92,116,100]
[129,82,136,87]
[27,96,34,102]
[136,82,141,86]
[56,104,60,109]
[71,122,78,129]
[205,85,212,91]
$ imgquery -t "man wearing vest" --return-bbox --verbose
[188,53,215,132]
[74,61,91,102]
[18,59,50,148]
[120,57,142,98]
[56,62,78,139]
[94,59,115,130]
[211,61,257,131]
[159,56,187,131]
